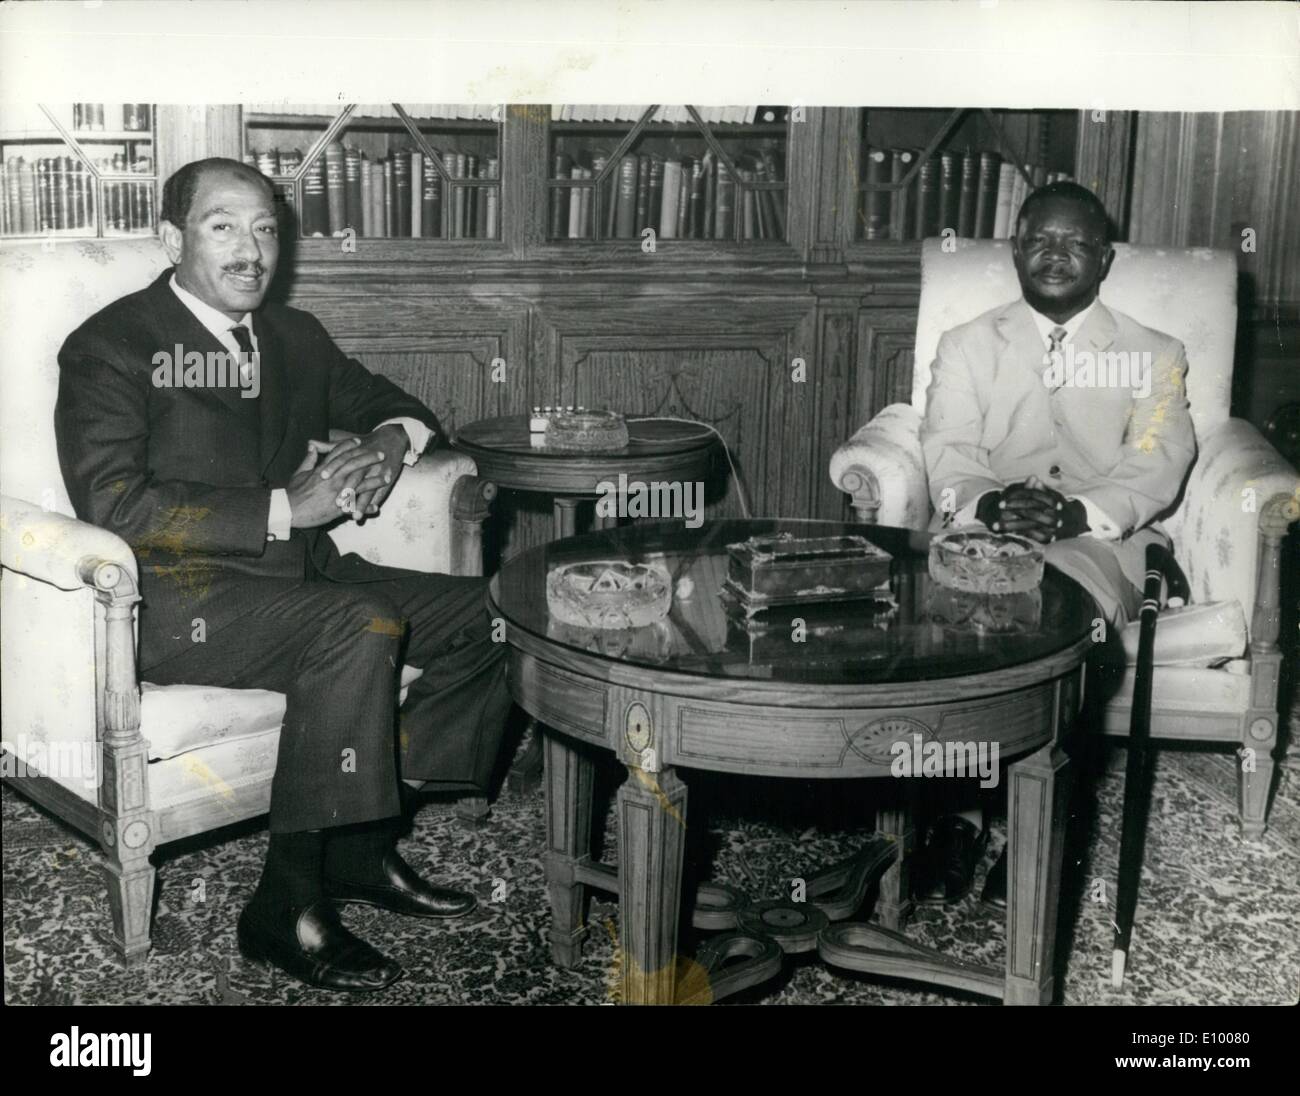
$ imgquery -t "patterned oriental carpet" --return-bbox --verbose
[5,708,1298,1007]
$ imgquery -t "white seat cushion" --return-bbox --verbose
[140,665,424,760]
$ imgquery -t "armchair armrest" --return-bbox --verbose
[1,493,137,591]
[1173,418,1298,622]
[325,448,496,577]
[829,404,930,528]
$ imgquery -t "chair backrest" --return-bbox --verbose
[0,239,173,514]
[911,239,1237,442]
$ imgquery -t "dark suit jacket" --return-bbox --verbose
[55,269,443,669]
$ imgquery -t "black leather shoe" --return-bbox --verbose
[913,816,988,905]
[236,900,403,992]
[325,850,477,919]
[981,846,1008,910]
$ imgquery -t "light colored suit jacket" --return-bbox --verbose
[920,298,1195,538]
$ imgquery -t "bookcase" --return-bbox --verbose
[855,107,1080,242]
[242,105,502,240]
[0,102,158,238]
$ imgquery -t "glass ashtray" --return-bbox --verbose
[928,531,1044,595]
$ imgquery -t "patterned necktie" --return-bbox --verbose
[229,324,256,382]
[1044,325,1068,390]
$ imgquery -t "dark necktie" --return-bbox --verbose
[230,323,255,380]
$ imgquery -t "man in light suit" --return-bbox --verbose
[915,181,1196,905]
[55,158,512,992]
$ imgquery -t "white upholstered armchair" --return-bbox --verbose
[830,239,1298,834]
[0,238,496,965]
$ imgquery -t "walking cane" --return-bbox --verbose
[1111,542,1167,989]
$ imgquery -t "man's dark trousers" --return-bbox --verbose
[141,560,511,834]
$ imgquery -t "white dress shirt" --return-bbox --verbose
[948,296,1120,540]
[168,275,432,539]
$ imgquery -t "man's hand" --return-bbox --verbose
[286,436,387,528]
[975,477,1089,544]
[349,424,410,518]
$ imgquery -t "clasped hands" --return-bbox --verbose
[974,475,1089,544]
[286,424,409,529]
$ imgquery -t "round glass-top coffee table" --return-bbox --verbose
[489,518,1097,1004]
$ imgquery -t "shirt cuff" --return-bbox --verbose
[267,488,292,541]
[377,417,433,466]
[1068,494,1122,540]
[944,491,993,529]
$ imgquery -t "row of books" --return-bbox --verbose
[72,104,152,131]
[247,104,498,122]
[249,144,499,239]
[551,106,786,125]
[1,155,155,236]
[549,149,786,241]
[860,147,1072,241]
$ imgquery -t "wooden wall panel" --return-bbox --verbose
[533,295,820,521]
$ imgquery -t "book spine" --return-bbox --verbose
[424,154,441,237]
[0,160,9,236]
[578,167,593,238]
[937,150,959,236]
[474,161,488,239]
[485,156,499,239]
[302,155,327,236]
[369,161,385,237]
[139,179,154,233]
[383,157,395,237]
[344,147,362,232]
[761,148,786,239]
[615,156,637,238]
[741,177,756,241]
[1007,164,1028,236]
[569,164,586,238]
[324,141,346,236]
[393,151,411,237]
[410,151,423,237]
[992,161,1016,238]
[71,158,88,230]
[688,159,705,239]
[675,160,691,238]
[975,151,1001,238]
[703,153,716,238]
[590,156,607,239]
[863,147,890,240]
[646,156,663,234]
[255,150,279,178]
[957,150,977,237]
[359,154,372,236]
[915,155,939,239]
[550,153,571,238]
[464,155,478,237]
[714,160,733,240]
[18,159,36,233]
[634,155,650,233]
[659,159,682,239]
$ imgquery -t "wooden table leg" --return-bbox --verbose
[506,496,586,796]
[553,496,581,539]
[874,785,917,930]
[1004,740,1071,1005]
[617,763,688,1005]
[542,730,595,967]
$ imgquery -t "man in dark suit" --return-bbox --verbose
[55,157,512,992]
